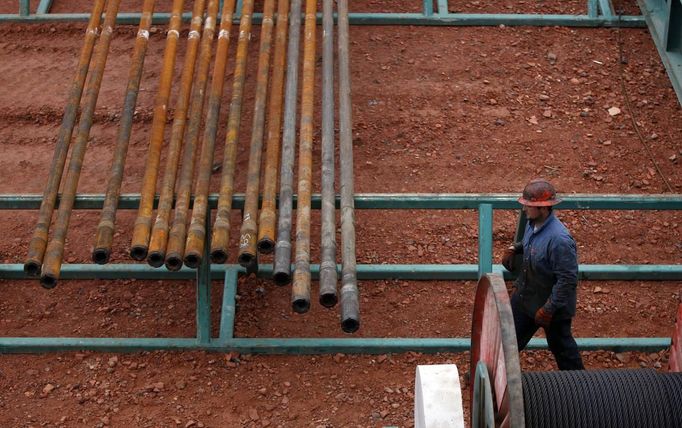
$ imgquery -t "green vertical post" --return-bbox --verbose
[598,0,613,18]
[587,0,598,18]
[219,269,238,341]
[36,0,52,14]
[19,0,30,16]
[437,0,448,15]
[196,213,212,344]
[478,204,493,278]
[423,0,433,16]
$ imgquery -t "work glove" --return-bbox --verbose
[535,306,553,329]
[501,242,523,272]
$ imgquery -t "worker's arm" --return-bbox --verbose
[545,235,578,313]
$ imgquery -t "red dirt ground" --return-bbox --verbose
[0,0,681,426]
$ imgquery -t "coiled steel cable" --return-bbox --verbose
[521,369,682,428]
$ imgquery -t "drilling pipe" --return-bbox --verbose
[164,0,221,271]
[272,0,302,286]
[338,0,360,332]
[92,0,156,265]
[146,0,207,268]
[237,0,276,270]
[256,0,289,254]
[319,0,337,307]
[290,0,318,313]
[129,0,185,261]
[39,0,122,289]
[209,0,256,264]
[24,0,106,277]
[183,0,237,269]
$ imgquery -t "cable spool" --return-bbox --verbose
[471,274,682,428]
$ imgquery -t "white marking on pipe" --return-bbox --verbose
[167,29,180,38]
[263,17,273,24]
[137,29,150,39]
[86,28,97,36]
[103,26,113,36]
[204,17,215,29]
[192,16,202,26]
[189,30,200,39]
[219,29,230,40]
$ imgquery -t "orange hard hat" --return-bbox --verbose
[518,179,562,207]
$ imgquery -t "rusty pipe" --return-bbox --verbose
[129,0,185,261]
[209,0,256,264]
[183,0,237,269]
[164,0,220,272]
[290,0,317,313]
[39,0,122,289]
[146,0,207,268]
[256,0,289,255]
[272,0,302,286]
[92,0,156,265]
[338,0,359,333]
[236,0,276,269]
[24,0,106,277]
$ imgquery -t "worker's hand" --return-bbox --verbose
[501,242,522,271]
[535,307,553,329]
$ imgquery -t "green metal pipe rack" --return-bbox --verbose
[0,193,680,354]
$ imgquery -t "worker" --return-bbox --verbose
[502,179,585,370]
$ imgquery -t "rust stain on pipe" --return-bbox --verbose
[93,0,156,265]
[209,0,255,264]
[24,0,106,277]
[237,0,276,269]
[40,0,122,289]
[183,0,238,269]
[256,0,289,255]
[291,0,318,313]
[147,0,207,268]
[164,0,220,272]
[129,0,185,262]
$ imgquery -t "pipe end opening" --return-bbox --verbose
[238,252,255,267]
[40,274,58,289]
[292,298,310,314]
[210,250,228,264]
[147,251,165,268]
[92,248,110,265]
[341,318,360,333]
[165,255,183,272]
[130,245,148,261]
[184,253,200,269]
[24,261,41,277]
[319,293,338,308]
[257,239,275,254]
[273,271,291,286]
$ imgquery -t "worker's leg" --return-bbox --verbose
[510,292,538,351]
[545,318,585,370]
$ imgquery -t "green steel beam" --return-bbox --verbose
[0,12,646,27]
[19,0,29,16]
[588,0,599,18]
[638,0,682,107]
[0,337,670,354]
[36,0,53,14]
[478,204,493,278]
[0,263,680,281]
[598,0,614,18]
[2,193,681,210]
[219,271,238,340]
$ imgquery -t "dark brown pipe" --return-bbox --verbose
[24,0,105,277]
[40,0,122,289]
[93,0,156,265]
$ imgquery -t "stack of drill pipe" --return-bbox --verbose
[93,0,156,265]
[338,0,360,332]
[39,0,122,289]
[164,0,221,271]
[319,0,338,307]
[129,0,186,262]
[256,0,289,255]
[290,0,318,313]
[146,0,207,268]
[272,0,303,286]
[209,0,256,264]
[183,0,238,269]
[236,0,276,272]
[23,0,105,277]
